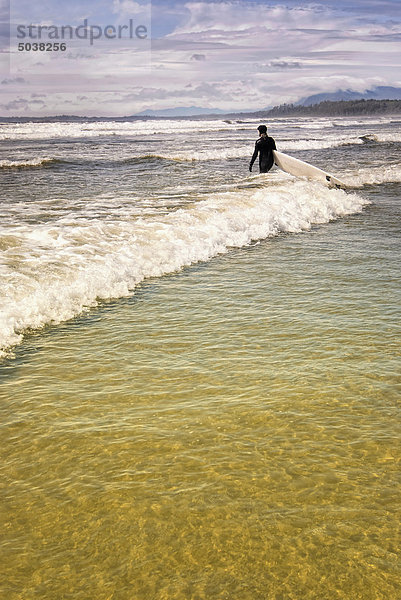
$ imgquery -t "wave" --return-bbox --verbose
[359,134,379,143]
[0,157,62,169]
[0,119,237,141]
[4,128,399,171]
[123,151,401,186]
[126,133,401,162]
[120,139,359,163]
[0,181,368,358]
[365,132,401,143]
[284,132,400,150]
[357,133,401,144]
[123,154,189,164]
[120,147,255,163]
[1,116,400,144]
[281,137,360,151]
[343,164,401,187]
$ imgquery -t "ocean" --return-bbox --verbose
[1,116,400,599]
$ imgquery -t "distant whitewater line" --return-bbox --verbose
[0,119,235,141]
[0,116,399,141]
[0,181,368,358]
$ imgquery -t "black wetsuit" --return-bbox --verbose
[249,135,276,173]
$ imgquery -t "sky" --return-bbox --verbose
[0,0,401,116]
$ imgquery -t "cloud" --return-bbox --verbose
[1,0,401,115]
[0,98,29,110]
[120,81,235,102]
[191,53,206,60]
[169,2,343,36]
[112,0,146,15]
[267,61,302,69]
[1,77,27,85]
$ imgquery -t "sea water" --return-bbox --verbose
[0,116,400,599]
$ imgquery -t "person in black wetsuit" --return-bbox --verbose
[249,125,276,173]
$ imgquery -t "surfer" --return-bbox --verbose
[249,125,276,173]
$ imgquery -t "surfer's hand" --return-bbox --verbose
[249,165,252,172]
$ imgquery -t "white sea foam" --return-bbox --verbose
[1,116,399,144]
[343,164,401,187]
[366,131,401,143]
[149,129,400,161]
[128,136,365,162]
[0,157,58,168]
[280,137,361,151]
[0,119,235,141]
[282,131,401,150]
[292,117,396,129]
[0,128,395,168]
[159,145,253,161]
[134,135,364,162]
[0,181,368,357]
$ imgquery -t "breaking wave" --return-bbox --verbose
[0,157,62,168]
[343,164,401,187]
[0,181,368,358]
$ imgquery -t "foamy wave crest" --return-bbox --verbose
[123,146,258,162]
[0,182,368,357]
[132,138,357,162]
[161,146,253,161]
[280,137,360,151]
[372,132,401,143]
[0,119,234,141]
[131,130,401,161]
[281,132,401,151]
[0,157,59,168]
[158,136,373,161]
[359,132,401,144]
[343,164,401,187]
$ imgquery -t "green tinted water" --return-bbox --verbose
[1,199,400,599]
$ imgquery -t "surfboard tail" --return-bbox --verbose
[273,150,347,190]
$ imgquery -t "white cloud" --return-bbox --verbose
[1,1,401,115]
[112,0,150,19]
[170,2,343,35]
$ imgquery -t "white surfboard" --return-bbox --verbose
[273,150,347,189]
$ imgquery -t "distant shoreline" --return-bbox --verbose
[1,98,401,123]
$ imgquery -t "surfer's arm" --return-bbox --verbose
[249,142,259,171]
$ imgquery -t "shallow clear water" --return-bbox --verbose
[1,116,400,598]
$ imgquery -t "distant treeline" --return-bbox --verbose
[263,99,401,117]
